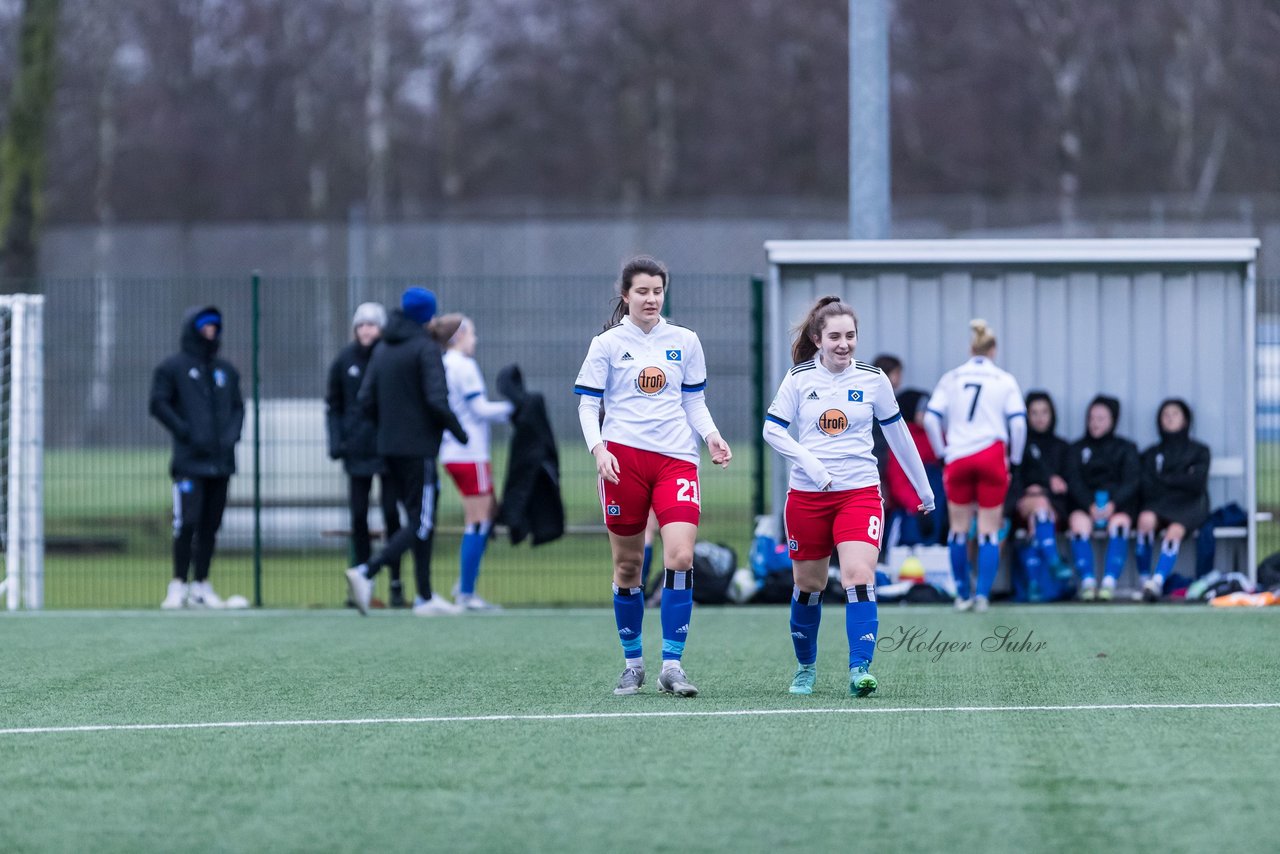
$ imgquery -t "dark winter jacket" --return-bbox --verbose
[357,309,466,458]
[495,364,564,546]
[1063,394,1141,515]
[1140,398,1211,531]
[149,305,245,479]
[1010,391,1071,518]
[325,340,384,477]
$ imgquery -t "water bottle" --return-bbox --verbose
[1093,490,1109,529]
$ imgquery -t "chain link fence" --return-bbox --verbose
[40,274,762,608]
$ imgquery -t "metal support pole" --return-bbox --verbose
[849,0,891,239]
[252,272,263,607]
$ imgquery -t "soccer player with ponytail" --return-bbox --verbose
[924,320,1027,612]
[574,256,732,698]
[764,296,935,697]
[430,313,513,610]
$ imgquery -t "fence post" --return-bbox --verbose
[251,271,263,607]
[751,276,765,518]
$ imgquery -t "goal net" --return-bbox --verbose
[0,294,44,610]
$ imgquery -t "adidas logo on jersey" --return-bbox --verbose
[621,351,634,361]
[806,390,820,400]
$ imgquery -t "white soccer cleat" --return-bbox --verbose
[953,597,974,612]
[161,580,188,610]
[188,581,224,609]
[974,595,990,613]
[412,595,462,616]
[345,567,373,616]
[456,593,502,612]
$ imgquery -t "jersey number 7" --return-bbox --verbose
[964,383,983,421]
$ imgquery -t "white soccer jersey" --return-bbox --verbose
[440,350,503,464]
[766,358,899,491]
[574,316,709,465]
[926,356,1026,463]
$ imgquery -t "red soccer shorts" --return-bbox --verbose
[784,485,884,560]
[943,441,1008,507]
[445,461,494,497]
[599,442,701,535]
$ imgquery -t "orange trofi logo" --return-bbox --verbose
[817,409,848,435]
[636,366,667,395]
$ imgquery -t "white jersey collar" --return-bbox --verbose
[814,354,853,379]
[621,315,666,336]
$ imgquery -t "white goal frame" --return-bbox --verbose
[1,294,44,611]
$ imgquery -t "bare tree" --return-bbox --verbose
[0,0,60,287]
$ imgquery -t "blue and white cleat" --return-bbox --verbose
[850,665,878,698]
[789,664,817,695]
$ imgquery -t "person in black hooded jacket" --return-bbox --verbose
[325,301,404,607]
[1008,391,1071,587]
[1062,394,1140,601]
[1135,398,1210,602]
[149,305,244,609]
[344,287,468,617]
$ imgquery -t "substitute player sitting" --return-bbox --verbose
[574,255,732,698]
[924,319,1027,612]
[764,296,934,698]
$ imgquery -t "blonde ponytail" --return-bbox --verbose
[969,318,996,355]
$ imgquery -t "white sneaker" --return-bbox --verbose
[974,595,990,613]
[954,597,974,612]
[412,595,462,616]
[188,581,224,609]
[456,593,502,612]
[345,567,372,616]
[161,580,188,610]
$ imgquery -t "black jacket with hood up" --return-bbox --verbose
[1140,398,1211,531]
[358,309,467,458]
[149,305,245,479]
[1009,391,1071,518]
[1063,394,1141,515]
[326,339,383,476]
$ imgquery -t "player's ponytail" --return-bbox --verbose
[969,318,996,356]
[791,296,858,364]
[605,255,669,331]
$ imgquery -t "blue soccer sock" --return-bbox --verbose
[1103,528,1130,583]
[975,532,1000,599]
[1018,542,1043,601]
[660,569,693,662]
[612,583,644,664]
[1071,534,1094,582]
[640,543,654,590]
[1154,538,1180,583]
[1034,511,1057,553]
[845,585,878,669]
[790,587,822,666]
[1134,531,1154,578]
[458,521,491,596]
[948,531,972,600]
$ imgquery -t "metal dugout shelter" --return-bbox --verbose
[764,239,1261,580]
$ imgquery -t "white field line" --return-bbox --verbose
[3,702,1279,737]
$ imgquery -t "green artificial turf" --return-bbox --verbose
[1,606,1276,852]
